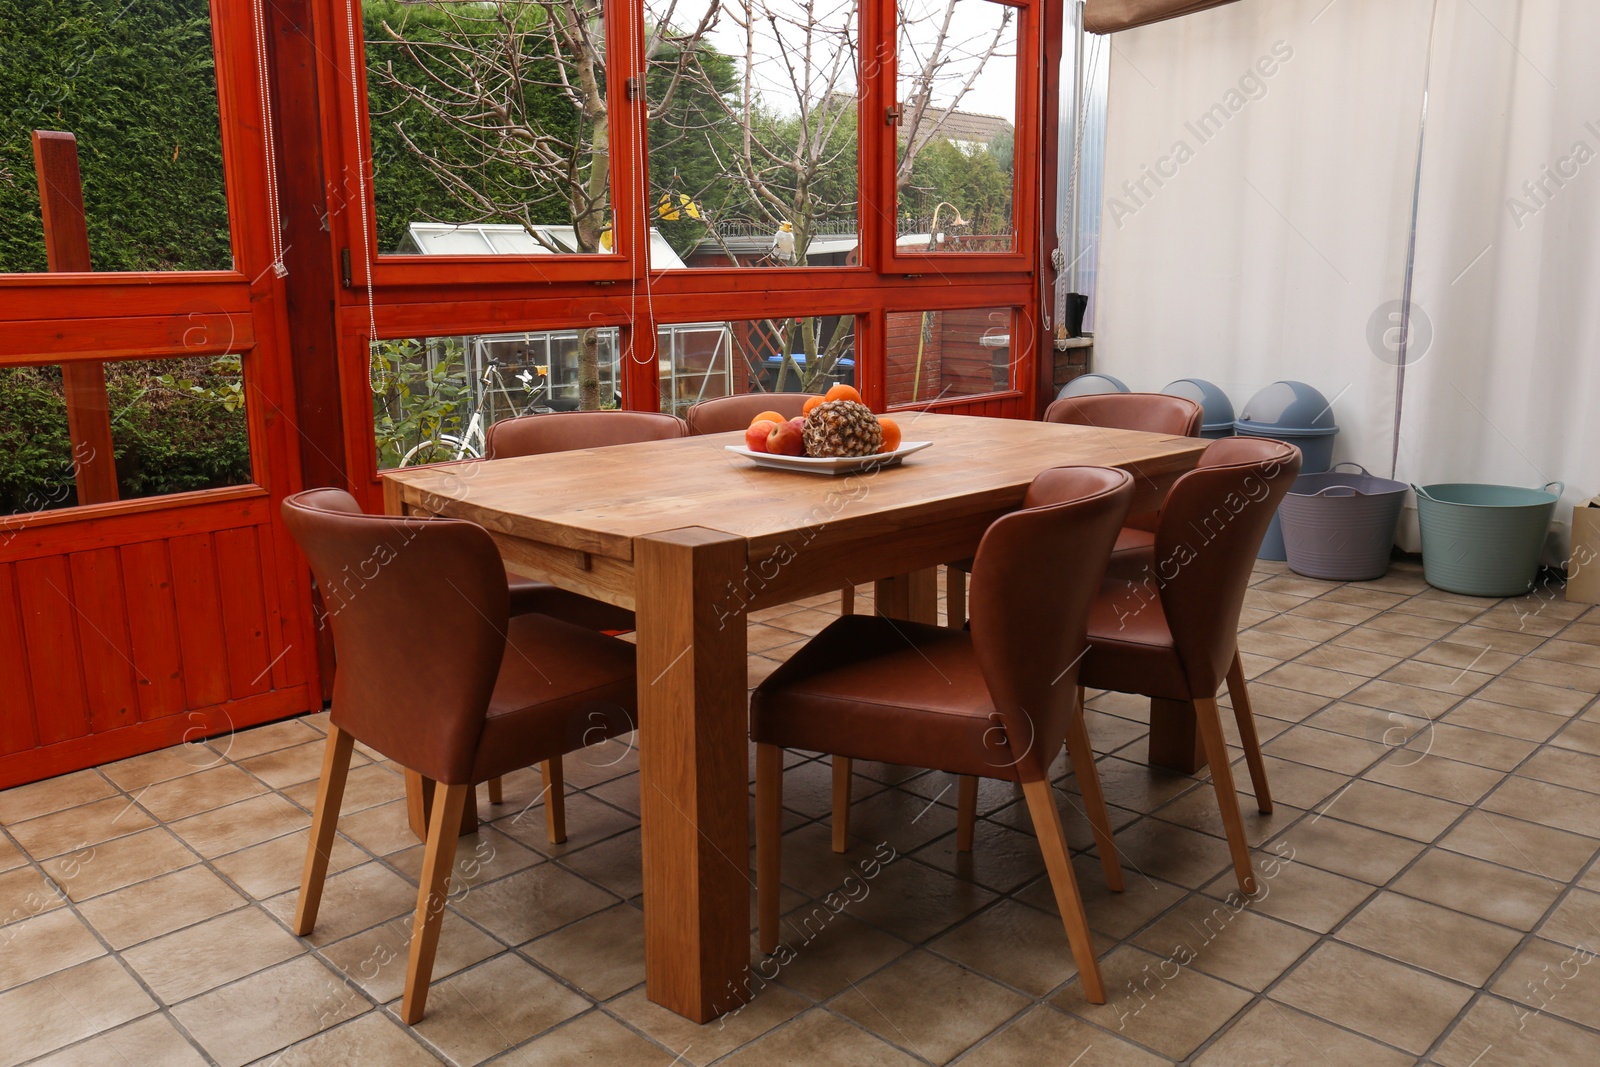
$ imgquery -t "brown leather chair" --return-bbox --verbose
[1080,436,1300,895]
[683,391,814,436]
[481,410,684,831]
[282,489,637,1023]
[752,466,1136,1005]
[947,392,1204,625]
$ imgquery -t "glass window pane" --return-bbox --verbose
[363,1,611,256]
[896,0,1017,253]
[0,357,251,516]
[372,330,623,469]
[885,307,1012,405]
[1,2,231,273]
[643,0,860,269]
[659,316,855,414]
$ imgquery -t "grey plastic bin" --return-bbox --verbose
[1161,378,1235,439]
[1234,381,1340,559]
[1057,373,1130,399]
[1279,464,1408,581]
[1414,481,1563,597]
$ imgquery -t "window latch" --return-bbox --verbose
[340,248,352,288]
[885,104,902,126]
[626,77,640,102]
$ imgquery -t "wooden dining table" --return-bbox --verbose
[381,410,1209,1023]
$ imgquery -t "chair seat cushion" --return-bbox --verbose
[507,572,636,632]
[751,615,1018,780]
[471,613,638,782]
[1080,579,1193,701]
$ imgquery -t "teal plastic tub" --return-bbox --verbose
[1413,481,1563,597]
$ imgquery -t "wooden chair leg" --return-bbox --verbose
[400,781,469,1024]
[1226,651,1273,814]
[956,774,978,852]
[831,756,851,853]
[294,726,355,936]
[1066,688,1123,891]
[486,776,503,805]
[1021,779,1105,1004]
[756,744,783,955]
[1194,696,1257,896]
[946,567,966,629]
[840,584,854,615]
[542,758,566,844]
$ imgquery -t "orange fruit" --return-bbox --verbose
[749,410,787,428]
[825,383,862,404]
[802,395,825,416]
[877,417,902,453]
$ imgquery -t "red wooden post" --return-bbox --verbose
[32,131,120,505]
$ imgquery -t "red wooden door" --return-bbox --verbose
[0,1,321,788]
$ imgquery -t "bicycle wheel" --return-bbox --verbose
[400,435,473,467]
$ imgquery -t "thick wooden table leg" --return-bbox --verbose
[636,528,751,1023]
[404,769,479,840]
[874,568,938,623]
[1148,697,1205,774]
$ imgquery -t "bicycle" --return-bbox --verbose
[399,361,553,467]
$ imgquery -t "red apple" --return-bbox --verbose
[767,420,805,457]
[745,420,777,452]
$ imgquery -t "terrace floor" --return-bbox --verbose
[1,560,1598,1066]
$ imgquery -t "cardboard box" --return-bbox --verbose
[1569,498,1600,604]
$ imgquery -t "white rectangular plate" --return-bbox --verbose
[724,440,932,475]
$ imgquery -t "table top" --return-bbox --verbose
[383,412,1208,561]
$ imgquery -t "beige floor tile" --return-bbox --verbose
[0,835,22,873]
[927,899,1079,997]
[1447,624,1548,656]
[122,906,303,1004]
[171,955,366,1067]
[764,909,912,1001]
[1066,756,1200,814]
[1238,629,1320,661]
[168,793,308,859]
[1443,698,1568,742]
[0,770,114,823]
[959,1003,1168,1066]
[137,764,267,823]
[1392,849,1563,931]
[1259,663,1365,700]
[1272,942,1473,1054]
[1228,682,1332,724]
[448,863,617,946]
[1248,756,1349,809]
[1483,775,1600,837]
[1266,815,1423,885]
[1433,992,1600,1067]
[1538,887,1600,952]
[555,829,643,900]
[1489,937,1600,1030]
[1364,611,1457,639]
[496,1011,676,1066]
[1202,857,1373,934]
[1193,1000,1414,1067]
[1413,639,1522,675]
[1330,626,1434,657]
[319,911,502,1004]
[1394,596,1485,623]
[1508,656,1600,695]
[1053,944,1254,1061]
[829,951,1029,1064]
[491,792,639,858]
[718,1008,923,1067]
[336,799,424,857]
[1017,856,1189,941]
[28,1013,210,1067]
[1380,659,1494,696]
[283,763,406,816]
[1097,818,1231,890]
[266,1012,443,1066]
[212,826,366,900]
[8,796,153,860]
[240,740,364,791]
[909,818,1049,895]
[1550,718,1600,757]
[609,985,807,1066]
[77,864,245,949]
[1477,676,1593,715]
[1296,641,1404,679]
[0,908,105,992]
[406,954,591,1066]
[1403,720,1539,771]
[1365,749,1505,804]
[0,865,65,928]
[388,826,544,895]
[38,826,198,903]
[1314,778,1465,842]
[1148,786,1300,849]
[1263,724,1389,775]
[1132,893,1318,993]
[264,861,416,945]
[524,903,644,1000]
[220,717,327,761]
[0,956,155,1067]
[1437,810,1598,881]
[1338,891,1523,985]
[1344,679,1463,718]
[1532,637,1600,669]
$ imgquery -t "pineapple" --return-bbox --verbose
[803,400,883,457]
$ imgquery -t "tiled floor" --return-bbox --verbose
[2,560,1598,1065]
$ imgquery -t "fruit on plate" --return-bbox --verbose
[824,383,862,404]
[803,399,883,457]
[786,416,806,434]
[766,420,805,456]
[878,416,902,453]
[749,410,787,428]
[802,395,825,416]
[745,420,778,452]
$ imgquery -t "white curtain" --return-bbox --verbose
[1398,0,1600,556]
[1093,0,1599,557]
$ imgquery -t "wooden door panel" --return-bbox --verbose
[213,527,273,699]
[66,548,141,736]
[120,541,188,722]
[168,533,233,711]
[0,566,38,756]
[14,557,90,746]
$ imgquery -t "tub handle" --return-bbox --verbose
[1329,461,1372,477]
[1310,485,1363,497]
[1411,484,1434,502]
[1542,481,1566,497]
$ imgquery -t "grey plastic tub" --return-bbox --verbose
[1414,481,1563,597]
[1279,464,1408,581]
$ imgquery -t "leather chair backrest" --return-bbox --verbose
[281,488,507,783]
[684,393,815,436]
[1154,437,1301,696]
[485,410,686,459]
[1043,393,1204,437]
[968,466,1134,782]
